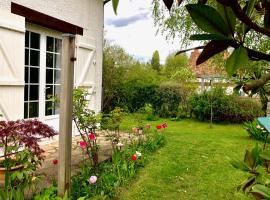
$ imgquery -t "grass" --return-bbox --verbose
[117,115,257,200]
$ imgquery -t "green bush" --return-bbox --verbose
[189,87,264,123]
[152,83,196,118]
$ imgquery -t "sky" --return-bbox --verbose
[104,0,181,64]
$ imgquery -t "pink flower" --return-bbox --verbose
[131,154,137,161]
[89,133,96,141]
[89,176,97,184]
[256,125,261,129]
[80,141,87,149]
[52,159,58,165]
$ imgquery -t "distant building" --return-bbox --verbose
[188,49,232,93]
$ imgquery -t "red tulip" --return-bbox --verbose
[52,159,58,165]
[131,154,137,161]
[162,123,168,128]
[156,125,162,130]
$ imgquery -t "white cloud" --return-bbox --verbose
[104,0,181,63]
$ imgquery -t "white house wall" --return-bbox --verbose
[0,0,104,120]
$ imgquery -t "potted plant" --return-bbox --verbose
[0,119,57,186]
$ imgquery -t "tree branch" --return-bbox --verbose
[243,73,270,92]
[228,0,270,37]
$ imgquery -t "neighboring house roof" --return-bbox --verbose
[188,49,222,78]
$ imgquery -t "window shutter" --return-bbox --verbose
[0,11,25,120]
[74,37,97,109]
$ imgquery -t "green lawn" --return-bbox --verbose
[117,115,257,200]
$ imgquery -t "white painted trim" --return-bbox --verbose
[76,42,96,51]
[0,81,25,86]
[0,10,25,33]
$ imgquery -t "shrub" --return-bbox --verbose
[189,87,263,123]
[152,83,196,118]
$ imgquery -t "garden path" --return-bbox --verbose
[36,131,130,185]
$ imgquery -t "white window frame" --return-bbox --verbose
[25,23,62,120]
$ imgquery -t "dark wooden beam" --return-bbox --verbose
[11,2,83,35]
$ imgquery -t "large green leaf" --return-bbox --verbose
[216,3,236,35]
[225,47,249,76]
[230,159,250,172]
[251,184,270,199]
[112,0,119,14]
[260,150,270,161]
[244,150,255,169]
[190,34,230,41]
[186,4,231,36]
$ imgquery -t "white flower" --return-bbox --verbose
[136,151,142,157]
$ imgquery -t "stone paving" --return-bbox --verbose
[36,131,130,184]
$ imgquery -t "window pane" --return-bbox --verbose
[25,31,29,48]
[25,49,29,65]
[29,102,39,118]
[46,53,53,68]
[29,85,39,101]
[45,101,53,116]
[46,69,53,84]
[30,32,40,49]
[24,85,28,101]
[54,70,61,84]
[45,85,53,100]
[55,39,62,53]
[47,37,54,52]
[30,50,40,66]
[54,54,61,69]
[30,68,39,83]
[54,85,61,98]
[25,67,29,83]
[24,103,28,118]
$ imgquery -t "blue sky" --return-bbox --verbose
[104,0,181,63]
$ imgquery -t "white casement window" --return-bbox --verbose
[24,30,62,119]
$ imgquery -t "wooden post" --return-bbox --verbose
[58,34,76,197]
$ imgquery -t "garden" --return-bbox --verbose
[1,0,270,199]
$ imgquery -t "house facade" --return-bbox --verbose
[0,0,104,130]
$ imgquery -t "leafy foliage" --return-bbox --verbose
[243,120,269,142]
[189,87,264,123]
[151,50,161,72]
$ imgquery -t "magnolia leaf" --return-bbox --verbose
[217,3,236,35]
[163,0,174,10]
[251,185,270,199]
[244,150,255,169]
[216,0,231,6]
[241,176,256,192]
[186,4,231,35]
[112,0,119,14]
[190,34,230,41]
[196,40,229,65]
[230,159,250,172]
[226,47,249,76]
[260,150,270,161]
